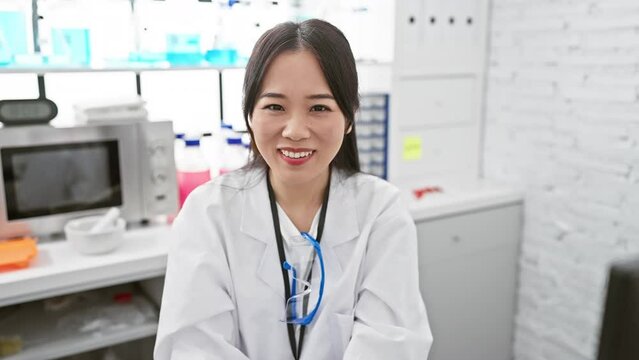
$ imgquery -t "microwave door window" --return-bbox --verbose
[2,141,123,220]
[14,150,107,210]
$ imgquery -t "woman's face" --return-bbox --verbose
[250,50,349,187]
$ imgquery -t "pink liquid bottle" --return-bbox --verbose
[176,138,211,208]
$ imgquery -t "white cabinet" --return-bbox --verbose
[416,204,522,360]
[394,0,488,75]
[389,0,490,185]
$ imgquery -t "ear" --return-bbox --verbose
[345,123,353,135]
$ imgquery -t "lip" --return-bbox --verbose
[277,148,315,166]
[278,147,315,152]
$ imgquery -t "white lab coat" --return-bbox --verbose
[154,167,432,360]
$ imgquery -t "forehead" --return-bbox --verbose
[259,50,332,96]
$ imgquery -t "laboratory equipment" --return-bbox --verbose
[88,207,121,234]
[133,0,215,66]
[64,215,125,255]
[37,0,134,67]
[73,96,148,125]
[283,232,325,326]
[176,137,210,207]
[0,10,29,66]
[219,137,248,175]
[0,121,178,239]
[50,28,91,65]
[0,98,58,126]
[205,2,239,66]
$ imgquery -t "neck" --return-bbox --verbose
[269,169,330,211]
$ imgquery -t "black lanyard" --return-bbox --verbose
[266,170,330,360]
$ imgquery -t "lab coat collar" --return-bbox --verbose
[239,167,359,248]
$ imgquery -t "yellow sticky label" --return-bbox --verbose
[402,136,422,161]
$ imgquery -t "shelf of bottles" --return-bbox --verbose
[356,93,389,179]
[0,0,395,74]
[0,0,293,72]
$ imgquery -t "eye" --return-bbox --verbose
[263,104,284,111]
[310,105,331,112]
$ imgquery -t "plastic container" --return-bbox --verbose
[0,237,37,271]
[64,216,126,255]
[220,122,234,139]
[174,133,185,166]
[201,123,233,176]
[166,33,202,65]
[204,48,237,66]
[204,3,239,66]
[0,10,30,66]
[133,0,214,66]
[199,132,220,177]
[219,137,248,175]
[176,138,211,207]
[37,0,133,66]
[51,28,91,65]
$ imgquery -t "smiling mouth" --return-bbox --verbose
[279,149,315,159]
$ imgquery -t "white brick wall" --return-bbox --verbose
[484,1,639,359]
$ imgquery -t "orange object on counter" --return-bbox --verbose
[0,237,38,272]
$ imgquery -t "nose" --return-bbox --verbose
[281,114,311,141]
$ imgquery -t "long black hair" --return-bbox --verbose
[242,19,360,175]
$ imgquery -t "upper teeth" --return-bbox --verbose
[281,150,313,159]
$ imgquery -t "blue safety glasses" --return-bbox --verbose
[282,232,325,326]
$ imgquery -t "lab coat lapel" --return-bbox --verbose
[238,169,361,298]
[321,171,360,277]
[239,170,285,300]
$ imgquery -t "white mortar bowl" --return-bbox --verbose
[64,216,126,255]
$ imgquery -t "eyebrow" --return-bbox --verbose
[258,92,335,100]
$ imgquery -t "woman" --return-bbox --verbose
[155,19,432,360]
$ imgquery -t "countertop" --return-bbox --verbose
[403,180,524,222]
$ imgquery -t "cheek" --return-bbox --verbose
[330,118,349,140]
[316,124,346,150]
[250,118,278,142]
[332,128,346,145]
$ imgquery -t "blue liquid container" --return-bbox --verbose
[51,28,91,65]
[0,11,28,66]
[204,48,238,67]
[166,33,202,66]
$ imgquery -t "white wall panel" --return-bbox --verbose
[394,76,476,128]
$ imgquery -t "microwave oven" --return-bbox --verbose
[0,121,178,239]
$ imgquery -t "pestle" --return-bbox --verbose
[88,207,121,234]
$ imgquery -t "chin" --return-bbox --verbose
[271,165,328,187]
[276,170,316,186]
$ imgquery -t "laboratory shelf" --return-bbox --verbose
[0,64,245,74]
[0,225,171,308]
[1,322,158,360]
[0,60,391,75]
